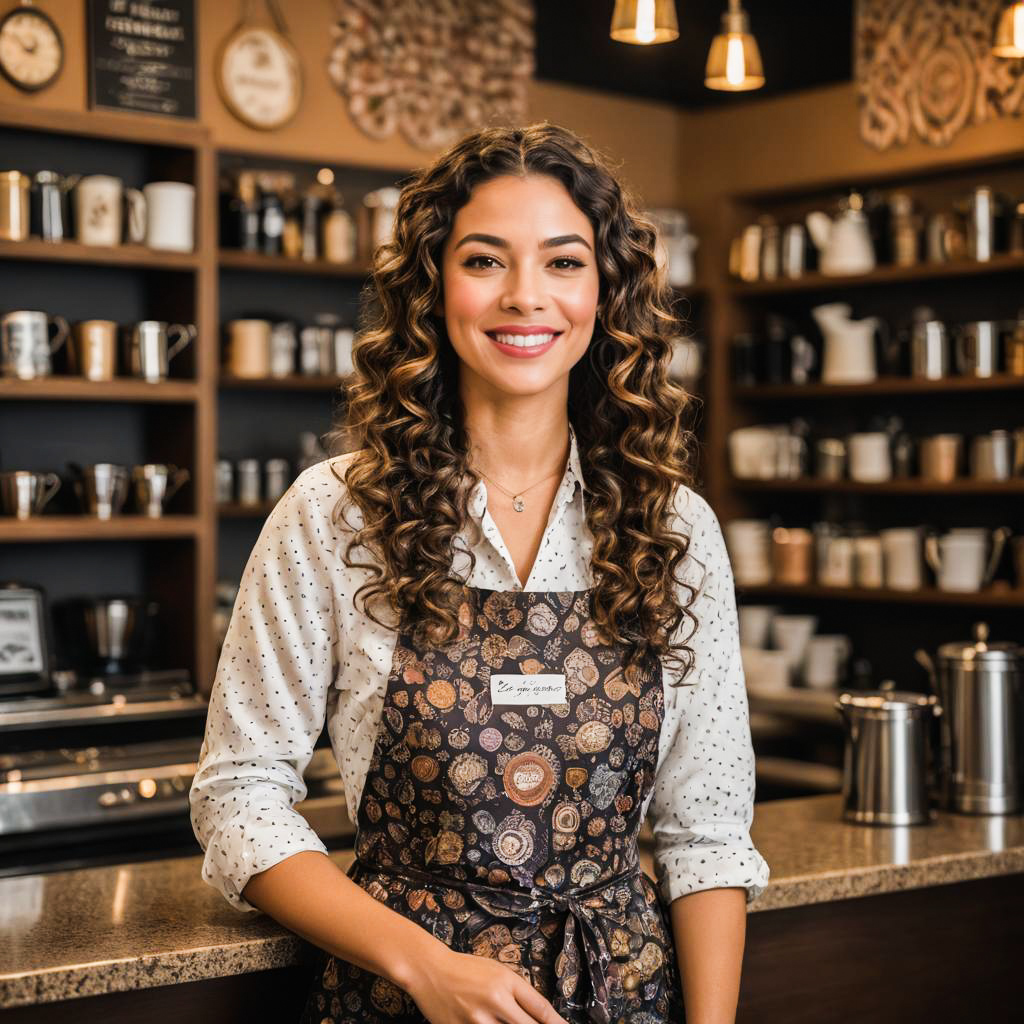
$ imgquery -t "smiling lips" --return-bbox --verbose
[485,327,564,358]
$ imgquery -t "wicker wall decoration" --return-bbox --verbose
[856,0,1024,150]
[326,0,535,150]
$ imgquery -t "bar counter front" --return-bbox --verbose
[1,793,1021,1024]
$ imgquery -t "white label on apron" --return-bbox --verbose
[490,673,567,705]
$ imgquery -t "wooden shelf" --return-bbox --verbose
[217,502,275,518]
[733,375,1024,399]
[219,374,346,392]
[731,478,1024,495]
[218,249,371,277]
[728,253,1024,295]
[0,377,199,402]
[737,582,1024,607]
[0,515,199,542]
[0,238,199,270]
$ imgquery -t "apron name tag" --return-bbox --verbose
[490,673,567,705]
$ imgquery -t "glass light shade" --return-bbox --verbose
[610,0,680,45]
[992,2,1024,57]
[705,1,764,91]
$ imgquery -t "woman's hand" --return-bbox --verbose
[405,946,569,1024]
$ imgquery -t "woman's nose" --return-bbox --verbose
[500,265,546,312]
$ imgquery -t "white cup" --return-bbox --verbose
[804,634,852,690]
[742,646,792,692]
[925,528,1007,592]
[728,427,778,480]
[75,174,124,246]
[848,432,892,482]
[853,535,884,588]
[819,535,855,587]
[738,604,779,649]
[143,181,195,252]
[880,527,924,590]
[724,519,772,585]
[771,613,818,676]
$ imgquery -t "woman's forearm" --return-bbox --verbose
[240,850,446,995]
[669,886,747,1024]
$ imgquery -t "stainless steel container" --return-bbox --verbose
[926,623,1023,815]
[835,683,942,825]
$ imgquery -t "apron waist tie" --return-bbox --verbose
[355,856,641,1024]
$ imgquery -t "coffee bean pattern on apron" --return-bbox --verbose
[300,586,686,1024]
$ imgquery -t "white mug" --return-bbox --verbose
[742,646,792,692]
[75,174,142,247]
[804,634,852,690]
[925,527,1009,592]
[771,613,819,675]
[853,534,884,588]
[819,535,855,587]
[848,432,892,482]
[728,427,778,480]
[738,604,779,649]
[880,527,924,590]
[724,519,772,586]
[144,181,195,252]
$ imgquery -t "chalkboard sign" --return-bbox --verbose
[87,0,197,119]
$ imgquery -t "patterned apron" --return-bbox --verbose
[300,587,686,1024]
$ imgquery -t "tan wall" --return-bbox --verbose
[0,0,682,204]
[676,81,1024,229]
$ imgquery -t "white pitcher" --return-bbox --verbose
[812,302,882,384]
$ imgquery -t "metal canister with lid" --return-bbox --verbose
[835,682,942,825]
[918,622,1023,814]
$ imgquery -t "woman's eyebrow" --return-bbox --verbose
[454,232,592,251]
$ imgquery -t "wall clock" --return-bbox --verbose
[216,21,302,130]
[0,1,63,93]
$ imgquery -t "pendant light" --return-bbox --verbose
[610,0,679,45]
[993,2,1024,57]
[705,0,764,91]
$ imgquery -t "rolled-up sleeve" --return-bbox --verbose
[647,488,771,906]
[189,476,339,912]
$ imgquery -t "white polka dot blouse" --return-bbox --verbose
[189,424,771,913]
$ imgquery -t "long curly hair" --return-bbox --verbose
[327,121,702,684]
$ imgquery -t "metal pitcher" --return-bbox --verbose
[916,623,1023,814]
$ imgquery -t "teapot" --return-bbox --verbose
[811,302,884,384]
[805,191,876,276]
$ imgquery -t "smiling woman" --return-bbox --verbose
[191,121,768,1024]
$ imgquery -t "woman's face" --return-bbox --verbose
[439,173,601,403]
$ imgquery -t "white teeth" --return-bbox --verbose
[492,332,556,348]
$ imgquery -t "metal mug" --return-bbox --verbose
[131,464,190,518]
[910,317,948,379]
[0,471,61,519]
[32,170,77,242]
[67,462,130,519]
[0,309,70,379]
[815,438,847,481]
[125,321,195,382]
[970,431,1013,481]
[954,321,999,378]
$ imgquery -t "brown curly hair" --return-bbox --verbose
[327,121,702,684]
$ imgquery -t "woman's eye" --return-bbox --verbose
[462,255,585,270]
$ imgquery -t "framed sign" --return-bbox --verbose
[0,583,51,696]
[87,0,197,119]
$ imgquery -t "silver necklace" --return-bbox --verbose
[472,463,564,512]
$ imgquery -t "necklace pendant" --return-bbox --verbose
[512,495,525,512]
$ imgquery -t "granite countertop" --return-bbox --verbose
[2,793,1023,1009]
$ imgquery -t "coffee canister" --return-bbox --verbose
[835,683,942,825]
[931,623,1023,814]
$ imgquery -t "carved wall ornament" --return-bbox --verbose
[856,0,1024,150]
[326,0,535,150]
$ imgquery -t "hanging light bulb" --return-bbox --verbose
[610,0,679,45]
[705,0,764,91]
[993,2,1024,57]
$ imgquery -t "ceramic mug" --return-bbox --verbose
[880,527,924,591]
[804,634,852,690]
[738,604,779,649]
[71,320,118,381]
[848,432,892,483]
[143,181,195,252]
[724,519,772,585]
[226,319,271,379]
[771,614,819,677]
[925,527,1009,592]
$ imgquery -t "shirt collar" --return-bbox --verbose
[467,421,586,521]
